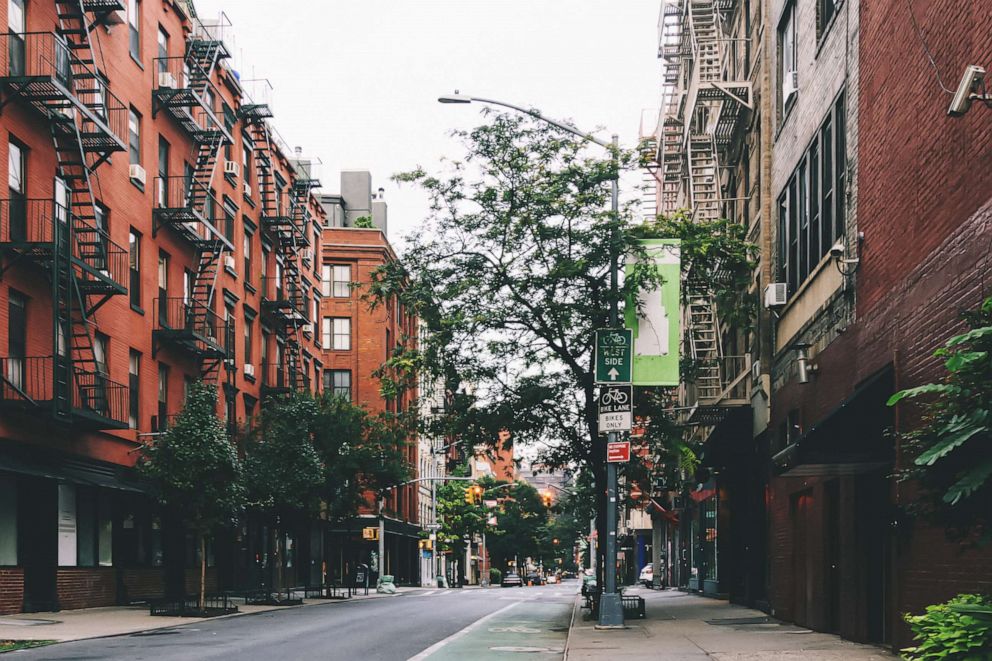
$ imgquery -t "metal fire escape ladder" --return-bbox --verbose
[51,0,121,418]
[281,173,316,392]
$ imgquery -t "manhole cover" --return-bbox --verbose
[489,646,562,653]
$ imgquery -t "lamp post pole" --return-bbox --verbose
[438,93,624,627]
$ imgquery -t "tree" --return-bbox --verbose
[368,110,664,580]
[888,297,992,543]
[138,381,245,610]
[484,480,550,572]
[434,477,487,584]
[244,391,324,597]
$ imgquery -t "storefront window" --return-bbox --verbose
[0,477,16,565]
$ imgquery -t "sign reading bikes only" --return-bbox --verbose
[598,384,633,433]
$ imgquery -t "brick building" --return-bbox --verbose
[319,179,423,586]
[0,0,421,613]
[645,0,992,651]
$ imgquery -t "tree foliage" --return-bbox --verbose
[368,110,662,475]
[888,297,992,542]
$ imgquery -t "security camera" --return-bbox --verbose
[948,65,986,117]
[829,240,845,259]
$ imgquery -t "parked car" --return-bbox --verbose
[524,572,545,586]
[639,563,654,587]
[501,572,523,587]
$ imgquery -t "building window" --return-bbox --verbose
[777,92,847,296]
[157,363,168,431]
[156,25,168,74]
[157,251,169,322]
[244,314,254,366]
[223,198,236,244]
[128,0,141,60]
[326,370,351,400]
[330,264,351,298]
[7,139,26,241]
[93,333,108,374]
[244,231,253,284]
[129,350,141,429]
[128,108,141,165]
[312,295,319,329]
[329,317,351,350]
[0,476,16,565]
[157,136,169,207]
[818,0,841,40]
[778,2,797,116]
[129,229,141,308]
[6,292,26,391]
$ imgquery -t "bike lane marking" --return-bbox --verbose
[406,601,519,661]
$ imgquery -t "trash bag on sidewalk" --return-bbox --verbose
[377,575,397,594]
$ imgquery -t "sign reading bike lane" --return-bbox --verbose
[598,384,633,433]
[595,328,632,383]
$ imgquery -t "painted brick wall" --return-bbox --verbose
[56,568,116,610]
[0,568,24,615]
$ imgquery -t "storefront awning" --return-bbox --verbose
[0,443,147,493]
[772,365,895,477]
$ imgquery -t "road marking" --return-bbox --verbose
[421,590,438,597]
[406,601,519,661]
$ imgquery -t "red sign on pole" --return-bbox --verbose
[607,441,631,463]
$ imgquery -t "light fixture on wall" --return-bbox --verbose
[948,65,988,117]
[793,342,817,385]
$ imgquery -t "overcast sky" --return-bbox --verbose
[194,0,661,244]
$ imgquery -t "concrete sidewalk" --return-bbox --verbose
[0,586,428,643]
[565,588,898,661]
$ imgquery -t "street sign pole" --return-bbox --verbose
[599,135,625,628]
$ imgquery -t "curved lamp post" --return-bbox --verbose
[438,92,625,627]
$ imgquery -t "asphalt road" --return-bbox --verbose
[14,582,577,661]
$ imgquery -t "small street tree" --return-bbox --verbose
[435,477,487,584]
[138,381,246,610]
[244,391,324,598]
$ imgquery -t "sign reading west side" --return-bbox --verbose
[595,328,632,384]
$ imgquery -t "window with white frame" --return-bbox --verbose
[778,2,797,115]
[332,317,350,350]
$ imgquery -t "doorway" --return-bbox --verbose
[19,477,58,612]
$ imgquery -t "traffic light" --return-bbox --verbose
[472,485,483,501]
[541,490,553,507]
[465,487,474,505]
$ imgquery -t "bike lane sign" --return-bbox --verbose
[595,328,632,384]
[598,384,632,433]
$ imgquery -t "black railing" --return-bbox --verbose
[73,369,128,427]
[259,276,306,315]
[73,216,128,291]
[0,355,55,404]
[0,197,65,244]
[153,176,229,246]
[152,57,231,140]
[154,297,229,355]
[259,362,309,392]
[0,32,128,145]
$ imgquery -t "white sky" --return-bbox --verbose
[194,0,662,244]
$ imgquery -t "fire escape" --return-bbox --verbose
[150,12,233,376]
[242,103,314,396]
[0,0,130,428]
[655,0,752,427]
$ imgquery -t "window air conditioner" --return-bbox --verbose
[243,182,252,198]
[224,255,236,271]
[764,283,788,308]
[129,164,147,186]
[302,248,314,263]
[158,72,176,89]
[783,70,798,100]
[244,363,255,378]
[301,323,313,335]
[224,160,240,177]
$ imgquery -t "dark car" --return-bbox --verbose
[524,572,545,586]
[501,572,523,587]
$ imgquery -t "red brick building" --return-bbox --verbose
[318,184,423,585]
[765,0,992,648]
[0,0,396,614]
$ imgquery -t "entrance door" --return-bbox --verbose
[790,489,813,627]
[824,479,841,633]
[19,477,58,612]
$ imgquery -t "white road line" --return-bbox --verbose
[406,601,519,661]
[421,590,437,597]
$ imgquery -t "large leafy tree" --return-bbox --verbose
[138,381,246,610]
[434,477,487,584]
[484,480,550,572]
[244,391,324,595]
[888,297,992,543]
[368,111,664,578]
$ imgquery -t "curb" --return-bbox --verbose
[562,595,580,661]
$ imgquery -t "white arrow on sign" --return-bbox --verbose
[608,368,619,381]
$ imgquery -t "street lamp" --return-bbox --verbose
[438,92,625,627]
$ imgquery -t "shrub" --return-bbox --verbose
[489,568,502,585]
[902,593,992,660]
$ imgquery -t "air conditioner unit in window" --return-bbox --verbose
[224,255,236,271]
[764,283,788,309]
[224,160,240,177]
[243,182,252,198]
[301,323,313,335]
[302,248,314,263]
[129,164,147,186]
[783,70,798,100]
[158,71,176,89]
[244,363,255,378]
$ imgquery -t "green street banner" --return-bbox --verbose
[624,239,680,386]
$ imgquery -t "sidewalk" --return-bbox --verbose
[0,586,428,643]
[565,588,898,661]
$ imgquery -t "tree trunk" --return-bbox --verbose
[272,525,282,600]
[199,534,206,611]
